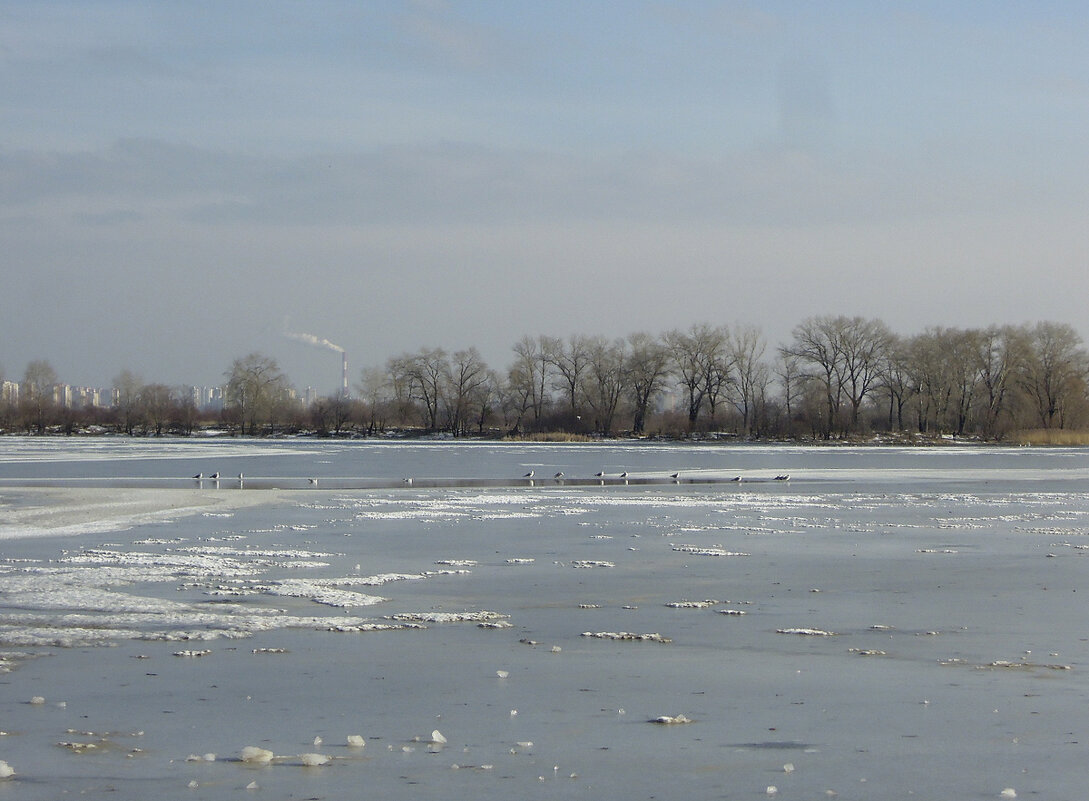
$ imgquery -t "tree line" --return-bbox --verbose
[3,317,1088,440]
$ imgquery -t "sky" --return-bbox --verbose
[3,1,1089,395]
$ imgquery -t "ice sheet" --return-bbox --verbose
[2,443,1089,800]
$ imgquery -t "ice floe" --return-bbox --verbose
[649,714,692,724]
[670,544,749,557]
[240,746,274,764]
[777,628,836,636]
[260,579,388,608]
[581,631,671,643]
[387,611,510,624]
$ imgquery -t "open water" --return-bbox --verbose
[1,439,1088,800]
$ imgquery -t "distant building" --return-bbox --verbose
[53,384,72,408]
[0,381,18,405]
[185,386,224,411]
[70,386,104,408]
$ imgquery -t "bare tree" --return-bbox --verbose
[225,353,290,436]
[311,394,354,435]
[113,369,144,435]
[748,360,773,435]
[947,329,982,436]
[383,357,418,428]
[329,395,356,434]
[509,335,552,429]
[1018,322,1089,429]
[357,367,391,434]
[446,347,489,436]
[22,359,58,433]
[583,337,626,436]
[388,348,448,431]
[973,325,1021,439]
[665,323,726,428]
[502,362,533,434]
[782,316,890,437]
[836,317,893,433]
[704,346,733,428]
[876,337,912,432]
[625,331,671,435]
[139,383,175,436]
[904,329,953,434]
[173,391,200,436]
[0,364,16,432]
[774,352,803,436]
[725,325,767,436]
[470,368,502,435]
[781,318,842,438]
[546,334,592,424]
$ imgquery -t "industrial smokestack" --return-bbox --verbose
[342,352,349,398]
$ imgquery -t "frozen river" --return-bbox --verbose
[1,439,1088,799]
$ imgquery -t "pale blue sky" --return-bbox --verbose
[3,1,1089,392]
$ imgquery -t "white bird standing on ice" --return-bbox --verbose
[193,473,202,480]
[210,472,220,480]
[524,470,534,478]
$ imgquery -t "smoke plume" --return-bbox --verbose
[285,331,344,353]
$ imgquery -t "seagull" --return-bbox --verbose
[308,478,319,486]
[210,472,220,480]
[619,472,628,479]
[238,473,244,480]
[595,471,606,478]
[192,473,203,480]
[402,477,413,485]
[774,474,789,481]
[670,472,680,481]
[523,470,535,478]
[554,471,565,479]
[731,475,742,482]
